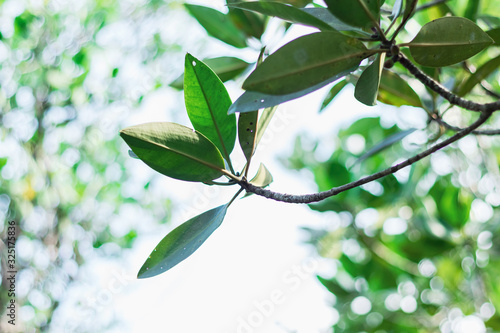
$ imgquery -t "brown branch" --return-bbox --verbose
[239,111,492,203]
[431,114,500,135]
[397,53,500,113]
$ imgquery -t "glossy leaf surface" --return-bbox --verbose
[185,4,247,48]
[184,54,237,161]
[171,57,249,90]
[229,1,334,31]
[120,122,225,182]
[409,17,494,67]
[325,0,380,30]
[137,204,228,278]
[243,32,373,95]
[354,53,385,106]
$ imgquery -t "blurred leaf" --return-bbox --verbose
[320,79,348,112]
[354,53,386,106]
[325,0,381,30]
[185,4,247,48]
[355,128,416,164]
[137,204,228,278]
[378,70,423,107]
[487,28,500,46]
[243,32,374,95]
[128,150,139,159]
[409,17,494,67]
[255,106,278,146]
[170,57,250,90]
[318,276,351,297]
[463,0,480,22]
[238,110,258,163]
[228,1,334,31]
[184,54,237,162]
[430,179,472,229]
[120,122,225,182]
[227,0,266,39]
[456,54,500,96]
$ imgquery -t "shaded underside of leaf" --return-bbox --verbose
[243,32,374,95]
[229,1,334,31]
[184,53,237,161]
[229,74,348,113]
[325,0,381,30]
[120,122,225,182]
[355,128,416,164]
[409,16,494,67]
[320,79,348,112]
[137,204,228,278]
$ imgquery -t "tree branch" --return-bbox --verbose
[239,111,492,203]
[430,113,500,135]
[397,53,500,112]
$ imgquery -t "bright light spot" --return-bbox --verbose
[477,231,493,250]
[385,293,401,311]
[399,281,416,296]
[351,296,371,315]
[453,315,485,333]
[398,206,413,219]
[418,259,436,277]
[479,302,495,320]
[471,199,493,223]
[400,295,417,313]
[355,208,378,229]
[430,151,453,175]
[383,217,407,235]
[346,134,365,155]
[342,238,361,257]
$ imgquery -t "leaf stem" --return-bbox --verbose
[238,111,492,203]
[228,187,245,207]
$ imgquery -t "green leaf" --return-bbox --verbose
[354,53,385,106]
[227,0,266,39]
[137,204,228,278]
[185,4,247,48]
[228,1,334,31]
[184,54,237,163]
[170,57,250,90]
[243,32,374,95]
[430,178,473,229]
[403,0,418,22]
[120,122,226,182]
[325,0,380,30]
[456,54,500,96]
[249,163,273,187]
[238,110,258,163]
[320,79,348,112]
[256,106,278,146]
[229,75,345,113]
[243,163,274,197]
[463,0,480,22]
[378,70,423,107]
[487,28,500,46]
[409,17,494,67]
[355,128,416,164]
[301,8,371,34]
[390,0,403,19]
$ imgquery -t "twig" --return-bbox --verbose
[416,0,449,12]
[397,53,500,112]
[239,111,492,203]
[431,114,500,135]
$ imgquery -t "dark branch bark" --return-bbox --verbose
[397,53,500,113]
[239,111,492,203]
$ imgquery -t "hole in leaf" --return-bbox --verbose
[192,61,196,66]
